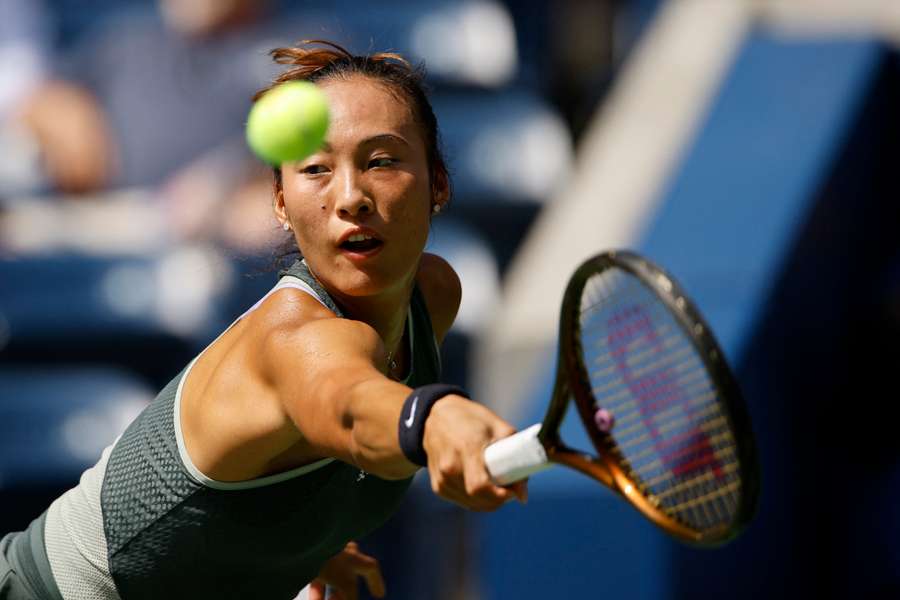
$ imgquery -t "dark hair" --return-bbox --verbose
[255,39,450,203]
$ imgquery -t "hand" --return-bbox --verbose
[422,395,528,511]
[309,542,385,600]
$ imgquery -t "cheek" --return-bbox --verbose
[294,213,328,254]
[282,177,325,229]
[388,190,431,246]
[285,205,327,255]
[385,172,431,220]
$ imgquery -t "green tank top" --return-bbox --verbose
[97,260,442,599]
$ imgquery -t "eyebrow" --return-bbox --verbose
[363,133,410,147]
[318,133,410,153]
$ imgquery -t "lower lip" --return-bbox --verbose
[339,243,385,262]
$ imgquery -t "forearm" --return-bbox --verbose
[343,376,419,479]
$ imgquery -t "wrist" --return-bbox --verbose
[398,384,469,466]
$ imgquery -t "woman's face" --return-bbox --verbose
[275,75,439,299]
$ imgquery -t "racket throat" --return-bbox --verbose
[548,446,615,488]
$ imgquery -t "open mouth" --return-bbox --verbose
[340,234,384,253]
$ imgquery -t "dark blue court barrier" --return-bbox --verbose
[477,30,900,600]
[0,253,231,388]
[646,34,900,600]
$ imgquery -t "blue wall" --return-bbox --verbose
[476,29,900,599]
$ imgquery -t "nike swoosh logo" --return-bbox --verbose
[404,396,419,428]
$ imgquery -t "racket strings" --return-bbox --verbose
[577,269,742,534]
[611,393,720,440]
[597,357,711,421]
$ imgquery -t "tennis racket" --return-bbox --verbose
[484,250,760,546]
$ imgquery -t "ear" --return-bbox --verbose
[272,177,289,225]
[431,167,450,210]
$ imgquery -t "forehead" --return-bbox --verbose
[317,76,419,146]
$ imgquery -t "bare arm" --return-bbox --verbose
[264,317,415,478]
[262,316,525,509]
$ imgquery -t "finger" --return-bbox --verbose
[491,422,518,442]
[329,589,348,600]
[356,558,386,598]
[309,581,326,600]
[363,568,386,598]
[509,480,529,504]
[447,480,509,511]
[430,456,509,511]
[330,581,353,600]
[340,546,386,597]
[434,481,488,511]
[464,454,516,507]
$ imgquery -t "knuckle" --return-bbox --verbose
[495,423,517,439]
[439,461,461,479]
[361,555,378,568]
[466,479,490,497]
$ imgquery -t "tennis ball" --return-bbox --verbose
[246,81,329,165]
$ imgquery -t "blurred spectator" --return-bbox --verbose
[0,0,112,196]
[0,0,51,117]
[56,0,278,191]
[15,80,119,195]
[1,0,319,253]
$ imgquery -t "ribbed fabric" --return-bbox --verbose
[44,444,121,600]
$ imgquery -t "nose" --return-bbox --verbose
[334,165,374,218]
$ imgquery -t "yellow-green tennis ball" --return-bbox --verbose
[246,81,329,165]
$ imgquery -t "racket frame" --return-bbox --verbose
[536,250,760,546]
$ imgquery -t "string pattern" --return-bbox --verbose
[577,268,741,533]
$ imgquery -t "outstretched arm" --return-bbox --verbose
[262,316,526,510]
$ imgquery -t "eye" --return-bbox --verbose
[368,156,396,169]
[300,164,329,175]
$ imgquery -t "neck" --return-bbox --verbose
[338,289,411,355]
[317,273,415,361]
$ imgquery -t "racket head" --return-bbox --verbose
[546,250,760,546]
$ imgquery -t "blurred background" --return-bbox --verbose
[1,0,898,598]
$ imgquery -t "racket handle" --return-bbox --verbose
[484,424,552,485]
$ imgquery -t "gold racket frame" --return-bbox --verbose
[537,250,760,546]
[547,445,706,543]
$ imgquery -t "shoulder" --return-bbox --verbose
[249,287,385,377]
[248,284,337,335]
[415,253,462,343]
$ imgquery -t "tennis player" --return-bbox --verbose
[0,41,527,600]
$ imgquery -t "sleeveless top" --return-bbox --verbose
[13,260,442,600]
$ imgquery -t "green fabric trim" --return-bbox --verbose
[2,513,64,600]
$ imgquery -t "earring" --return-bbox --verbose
[283,222,291,231]
[432,204,442,214]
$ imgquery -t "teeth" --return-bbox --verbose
[347,234,374,242]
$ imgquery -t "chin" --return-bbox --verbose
[327,260,414,299]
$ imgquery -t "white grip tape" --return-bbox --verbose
[484,423,551,485]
